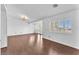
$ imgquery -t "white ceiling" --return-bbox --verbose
[6,4,79,22]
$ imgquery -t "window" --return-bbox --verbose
[51,18,72,33]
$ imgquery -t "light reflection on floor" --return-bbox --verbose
[35,34,43,52]
[29,35,35,46]
[48,48,58,55]
[28,34,43,53]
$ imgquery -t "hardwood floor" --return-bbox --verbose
[1,33,79,55]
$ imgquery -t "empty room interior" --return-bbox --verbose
[0,4,79,55]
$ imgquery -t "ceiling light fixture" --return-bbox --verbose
[52,4,58,8]
[20,15,29,21]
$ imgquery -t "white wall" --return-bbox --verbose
[7,18,35,36]
[76,10,79,49]
[43,9,79,49]
[0,4,1,48]
[1,4,7,48]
